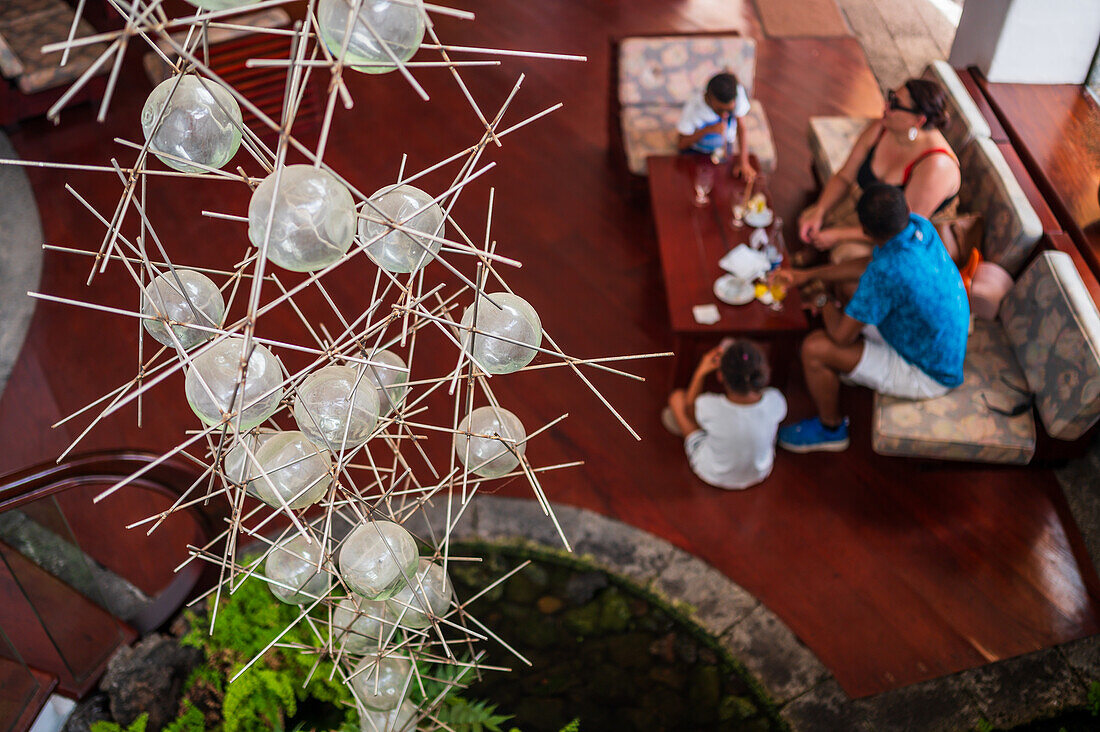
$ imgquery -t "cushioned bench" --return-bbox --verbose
[873,251,1100,463]
[613,34,777,176]
[805,63,1092,463]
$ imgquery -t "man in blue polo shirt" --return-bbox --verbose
[777,183,970,452]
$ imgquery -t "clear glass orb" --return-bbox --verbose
[454,406,526,478]
[333,596,394,655]
[141,75,242,173]
[339,520,417,601]
[264,534,332,605]
[317,0,426,74]
[221,431,276,493]
[360,699,416,732]
[350,655,412,712]
[248,165,356,272]
[184,339,284,429]
[294,366,381,452]
[246,431,333,510]
[386,558,452,629]
[141,269,225,350]
[362,350,409,415]
[183,0,261,9]
[459,293,542,374]
[360,184,445,273]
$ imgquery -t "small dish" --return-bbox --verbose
[714,274,756,306]
[744,208,774,228]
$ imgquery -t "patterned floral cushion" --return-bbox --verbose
[957,138,1042,276]
[620,100,776,176]
[619,35,756,106]
[807,116,872,184]
[920,61,991,153]
[1000,251,1100,440]
[873,320,1036,464]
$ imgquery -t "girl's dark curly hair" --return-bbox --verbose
[904,79,950,131]
[719,339,769,394]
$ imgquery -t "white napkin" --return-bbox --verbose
[719,244,770,281]
[692,304,720,325]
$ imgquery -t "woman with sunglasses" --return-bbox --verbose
[796,79,960,265]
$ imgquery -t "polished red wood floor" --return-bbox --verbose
[2,0,1098,699]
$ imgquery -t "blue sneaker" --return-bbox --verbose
[778,417,850,453]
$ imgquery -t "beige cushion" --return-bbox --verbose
[620,100,777,176]
[807,116,873,184]
[872,320,1036,464]
[957,138,1043,276]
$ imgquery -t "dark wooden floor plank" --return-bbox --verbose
[0,0,1097,699]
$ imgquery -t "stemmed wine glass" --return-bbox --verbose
[693,165,715,207]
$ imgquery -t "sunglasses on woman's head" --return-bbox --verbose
[887,89,920,114]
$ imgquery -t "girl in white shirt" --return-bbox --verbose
[665,339,787,490]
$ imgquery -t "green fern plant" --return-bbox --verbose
[90,713,149,732]
[434,697,512,732]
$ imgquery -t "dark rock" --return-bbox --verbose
[605,633,652,669]
[589,662,634,703]
[504,564,549,604]
[562,600,602,636]
[649,632,677,664]
[536,595,564,614]
[514,615,559,650]
[597,589,632,633]
[718,694,758,721]
[688,664,722,723]
[674,632,698,664]
[61,693,110,732]
[647,666,686,691]
[563,571,607,605]
[100,634,202,731]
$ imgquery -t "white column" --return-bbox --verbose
[949,0,1100,84]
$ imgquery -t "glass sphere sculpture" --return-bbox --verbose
[141,75,242,173]
[317,0,426,74]
[363,350,409,414]
[333,596,394,655]
[293,365,380,452]
[339,520,417,601]
[460,292,542,374]
[246,431,333,510]
[264,534,332,605]
[454,406,526,478]
[248,165,356,272]
[184,339,283,429]
[350,655,412,712]
[184,0,261,9]
[141,269,225,350]
[386,558,452,629]
[222,431,276,492]
[360,184,445,273]
[360,700,416,732]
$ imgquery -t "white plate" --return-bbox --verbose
[714,274,755,305]
[744,208,774,228]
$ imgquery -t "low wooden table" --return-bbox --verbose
[648,154,808,387]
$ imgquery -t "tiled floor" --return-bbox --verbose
[838,0,963,89]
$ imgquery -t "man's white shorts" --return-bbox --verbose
[845,325,951,400]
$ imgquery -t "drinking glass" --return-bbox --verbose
[693,165,715,207]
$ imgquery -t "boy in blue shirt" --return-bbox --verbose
[776,183,970,452]
[676,72,754,179]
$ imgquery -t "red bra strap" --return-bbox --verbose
[902,148,958,185]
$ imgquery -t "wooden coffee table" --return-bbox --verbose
[647,154,809,387]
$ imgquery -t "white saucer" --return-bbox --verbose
[714,274,755,305]
[744,208,774,228]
